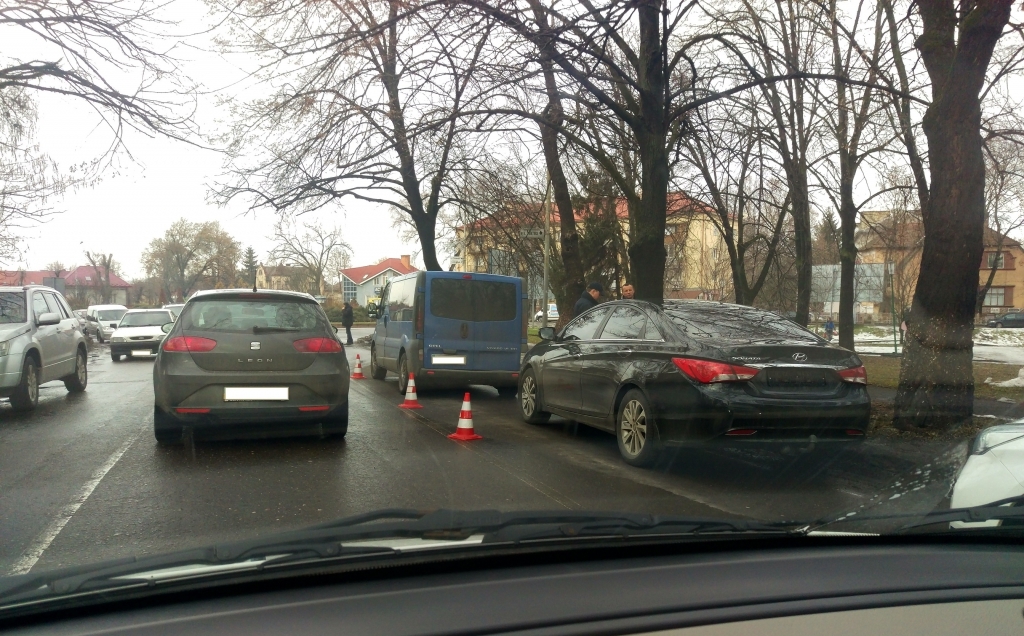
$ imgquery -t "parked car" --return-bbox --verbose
[519,300,870,467]
[152,289,349,444]
[85,304,128,342]
[367,271,524,394]
[109,309,175,361]
[73,309,89,333]
[948,422,1024,529]
[0,285,88,411]
[534,303,559,322]
[986,312,1024,328]
[162,303,185,319]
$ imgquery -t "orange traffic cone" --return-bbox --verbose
[448,392,482,441]
[398,373,423,409]
[350,354,365,380]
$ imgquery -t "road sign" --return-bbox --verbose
[449,256,464,265]
[520,228,544,239]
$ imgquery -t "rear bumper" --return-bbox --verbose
[416,368,519,389]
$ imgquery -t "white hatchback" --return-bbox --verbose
[109,309,175,362]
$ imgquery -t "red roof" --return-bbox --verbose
[0,266,130,288]
[341,258,417,284]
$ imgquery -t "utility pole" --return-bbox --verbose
[542,176,552,329]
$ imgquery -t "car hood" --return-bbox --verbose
[0,323,29,337]
[112,326,166,339]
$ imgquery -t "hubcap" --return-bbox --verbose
[621,400,646,456]
[521,376,536,416]
[27,365,38,402]
[77,353,86,383]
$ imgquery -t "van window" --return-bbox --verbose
[430,279,517,322]
[388,277,416,322]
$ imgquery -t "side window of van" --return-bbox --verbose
[388,278,415,322]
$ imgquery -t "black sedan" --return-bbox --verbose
[153,289,349,444]
[518,300,870,466]
[986,312,1024,328]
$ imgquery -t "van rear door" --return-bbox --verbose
[424,275,520,372]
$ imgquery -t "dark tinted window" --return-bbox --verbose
[389,277,416,322]
[598,306,647,340]
[562,307,611,341]
[430,278,517,322]
[666,304,816,342]
[120,311,173,327]
[181,298,328,333]
[0,292,27,324]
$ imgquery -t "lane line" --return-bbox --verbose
[7,431,141,575]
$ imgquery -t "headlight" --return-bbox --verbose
[0,340,9,356]
[972,424,1024,455]
[111,336,125,343]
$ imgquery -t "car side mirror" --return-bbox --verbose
[538,327,556,341]
[37,312,61,326]
[87,315,97,322]
[161,323,174,334]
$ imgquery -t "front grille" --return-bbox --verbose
[130,336,155,341]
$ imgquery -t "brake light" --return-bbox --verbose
[163,336,217,352]
[838,366,867,384]
[725,428,757,436]
[175,408,210,414]
[298,405,330,412]
[672,357,759,383]
[293,337,343,353]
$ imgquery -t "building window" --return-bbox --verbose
[343,278,357,301]
[987,252,1006,269]
[984,287,1005,307]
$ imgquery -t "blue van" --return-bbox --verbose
[368,272,526,394]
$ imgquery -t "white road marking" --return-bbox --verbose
[7,431,141,575]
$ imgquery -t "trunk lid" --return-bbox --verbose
[722,341,859,397]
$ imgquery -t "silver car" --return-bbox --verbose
[0,285,89,411]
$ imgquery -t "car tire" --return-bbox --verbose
[518,369,550,424]
[10,356,40,412]
[154,407,183,445]
[64,348,88,393]
[996,322,1004,328]
[396,354,409,395]
[616,389,661,468]
[369,345,387,380]
[497,385,518,398]
[97,331,105,343]
[111,352,121,362]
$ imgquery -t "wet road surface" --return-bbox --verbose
[0,333,968,574]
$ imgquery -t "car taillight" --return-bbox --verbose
[838,365,867,384]
[163,336,217,352]
[293,337,343,353]
[672,357,759,383]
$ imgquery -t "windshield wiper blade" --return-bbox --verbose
[804,494,1024,535]
[252,326,301,333]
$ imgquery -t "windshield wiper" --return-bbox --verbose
[252,326,300,333]
[0,509,800,611]
[805,494,1024,535]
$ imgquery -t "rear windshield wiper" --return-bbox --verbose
[252,326,301,333]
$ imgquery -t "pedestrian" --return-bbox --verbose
[341,300,355,345]
[824,316,835,341]
[621,283,635,300]
[900,316,908,344]
[573,282,603,316]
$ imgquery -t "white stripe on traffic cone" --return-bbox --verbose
[448,392,482,440]
[398,373,423,409]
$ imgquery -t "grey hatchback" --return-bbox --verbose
[152,289,349,444]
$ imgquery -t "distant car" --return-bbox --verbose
[73,309,89,332]
[949,423,1024,529]
[85,304,128,342]
[986,312,1024,328]
[534,303,559,322]
[109,309,175,361]
[0,285,88,411]
[152,289,349,444]
[520,300,869,467]
[162,303,185,319]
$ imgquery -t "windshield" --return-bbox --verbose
[0,292,27,324]
[119,311,172,328]
[97,309,126,322]
[4,0,1024,618]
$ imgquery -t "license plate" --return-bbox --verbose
[224,387,289,401]
[432,355,466,365]
[766,369,829,387]
[131,350,153,356]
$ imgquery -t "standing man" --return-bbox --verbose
[621,283,635,300]
[573,282,603,316]
[341,300,355,345]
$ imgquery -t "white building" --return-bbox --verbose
[339,256,417,306]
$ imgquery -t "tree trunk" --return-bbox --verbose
[837,194,858,351]
[790,174,813,326]
[893,0,1011,430]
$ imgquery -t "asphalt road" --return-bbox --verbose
[0,332,969,575]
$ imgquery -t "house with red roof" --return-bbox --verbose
[0,265,131,307]
[339,255,417,306]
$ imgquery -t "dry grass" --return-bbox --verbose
[861,355,1024,401]
[867,401,999,441]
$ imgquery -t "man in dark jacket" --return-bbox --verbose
[341,301,355,345]
[573,282,603,317]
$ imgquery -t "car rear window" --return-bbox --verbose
[430,279,517,322]
[180,298,328,333]
[97,309,127,321]
[0,292,26,324]
[120,311,173,327]
[666,304,817,342]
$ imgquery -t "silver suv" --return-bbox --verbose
[0,285,89,411]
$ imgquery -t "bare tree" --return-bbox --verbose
[142,220,240,300]
[85,252,116,304]
[268,219,352,296]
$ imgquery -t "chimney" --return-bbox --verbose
[401,254,411,269]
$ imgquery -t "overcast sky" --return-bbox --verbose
[13,0,424,280]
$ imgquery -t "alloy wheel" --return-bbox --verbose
[521,376,537,416]
[620,400,647,457]
[27,364,38,403]
[77,352,86,384]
